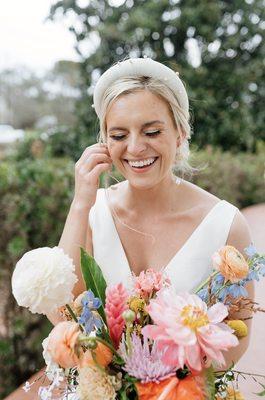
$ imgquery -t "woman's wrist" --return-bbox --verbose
[71,198,92,213]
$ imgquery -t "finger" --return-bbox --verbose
[89,162,112,184]
[77,145,110,166]
[79,153,112,173]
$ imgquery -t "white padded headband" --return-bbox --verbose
[93,57,189,119]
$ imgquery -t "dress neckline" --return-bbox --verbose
[102,189,224,277]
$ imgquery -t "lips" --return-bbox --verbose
[124,156,159,171]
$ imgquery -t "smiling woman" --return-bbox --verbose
[53,57,254,376]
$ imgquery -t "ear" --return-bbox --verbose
[176,129,186,147]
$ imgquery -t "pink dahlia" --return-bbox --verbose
[105,283,129,348]
[142,289,238,372]
[133,268,170,300]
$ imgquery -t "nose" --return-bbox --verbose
[127,133,148,155]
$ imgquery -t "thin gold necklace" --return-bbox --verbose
[104,174,182,245]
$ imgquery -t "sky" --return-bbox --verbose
[0,0,80,72]
[0,0,200,73]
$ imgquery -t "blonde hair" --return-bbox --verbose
[96,75,197,177]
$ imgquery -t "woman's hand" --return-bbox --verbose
[73,143,112,210]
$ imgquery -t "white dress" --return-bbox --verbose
[89,187,238,292]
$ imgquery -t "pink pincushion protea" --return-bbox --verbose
[134,268,170,299]
[142,289,239,372]
[105,283,129,348]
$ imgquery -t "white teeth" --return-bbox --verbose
[128,157,156,168]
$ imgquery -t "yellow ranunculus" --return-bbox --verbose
[227,320,248,338]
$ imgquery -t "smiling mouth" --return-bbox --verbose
[124,157,159,169]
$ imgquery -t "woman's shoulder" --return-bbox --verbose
[180,179,221,210]
[182,180,251,251]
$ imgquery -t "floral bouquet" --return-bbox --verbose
[11,244,265,399]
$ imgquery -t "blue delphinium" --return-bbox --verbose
[197,287,208,302]
[244,243,257,258]
[78,290,103,334]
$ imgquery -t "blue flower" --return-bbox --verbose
[78,290,102,334]
[211,274,224,292]
[244,243,257,258]
[246,270,260,282]
[197,288,208,302]
[220,284,248,300]
[81,290,102,309]
[259,264,265,276]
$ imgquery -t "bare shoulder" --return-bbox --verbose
[180,179,221,210]
[226,209,252,254]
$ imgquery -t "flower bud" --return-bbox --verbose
[122,309,136,323]
[86,337,98,350]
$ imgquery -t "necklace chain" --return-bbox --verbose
[104,173,182,245]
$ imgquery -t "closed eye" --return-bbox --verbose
[110,130,161,141]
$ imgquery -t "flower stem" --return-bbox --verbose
[195,271,219,294]
[126,324,132,356]
[79,335,122,361]
[66,304,84,333]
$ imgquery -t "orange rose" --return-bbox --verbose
[136,377,179,400]
[175,375,206,400]
[47,321,80,368]
[78,342,113,368]
[136,375,206,400]
[213,245,249,283]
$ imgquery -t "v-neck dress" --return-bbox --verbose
[88,188,238,292]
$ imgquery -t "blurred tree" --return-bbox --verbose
[0,61,82,130]
[49,0,264,151]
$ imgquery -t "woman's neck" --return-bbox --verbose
[123,174,182,216]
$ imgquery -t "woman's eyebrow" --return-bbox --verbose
[108,120,165,133]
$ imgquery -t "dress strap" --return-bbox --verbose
[88,189,132,288]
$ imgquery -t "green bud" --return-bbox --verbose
[122,309,136,323]
[86,337,98,350]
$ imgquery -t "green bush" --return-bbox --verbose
[0,157,74,398]
[0,148,263,397]
[190,146,265,208]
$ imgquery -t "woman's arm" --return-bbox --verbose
[222,209,255,368]
[46,144,112,325]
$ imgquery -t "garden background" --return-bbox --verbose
[0,0,264,399]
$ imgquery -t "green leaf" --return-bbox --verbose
[80,247,107,324]
[254,382,265,396]
[204,366,216,400]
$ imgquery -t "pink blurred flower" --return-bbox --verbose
[105,283,129,348]
[142,289,238,372]
[134,268,170,299]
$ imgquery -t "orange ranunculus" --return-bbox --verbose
[212,245,249,283]
[78,342,113,368]
[175,375,206,400]
[136,377,179,400]
[47,321,80,368]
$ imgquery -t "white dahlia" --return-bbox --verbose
[12,247,78,314]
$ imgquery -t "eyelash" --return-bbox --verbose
[110,130,161,141]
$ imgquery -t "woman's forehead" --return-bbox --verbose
[106,91,171,127]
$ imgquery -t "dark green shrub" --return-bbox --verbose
[0,158,74,398]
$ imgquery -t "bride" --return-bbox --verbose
[51,57,254,369]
